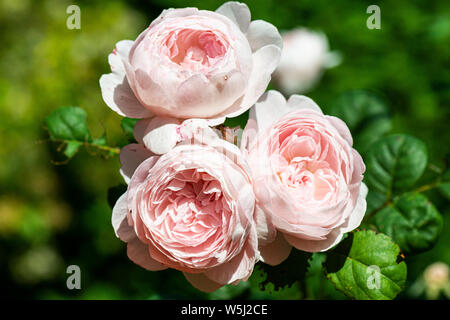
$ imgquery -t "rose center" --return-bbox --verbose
[166,29,228,70]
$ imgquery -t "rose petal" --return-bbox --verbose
[286,94,323,114]
[99,73,153,119]
[115,40,134,62]
[139,117,181,155]
[216,1,251,32]
[284,228,344,253]
[183,272,223,293]
[205,227,257,284]
[120,144,154,184]
[342,182,368,233]
[249,90,287,133]
[254,205,276,246]
[127,237,167,271]
[326,115,353,146]
[112,193,135,242]
[246,20,283,52]
[174,72,247,119]
[259,232,292,266]
[240,45,282,111]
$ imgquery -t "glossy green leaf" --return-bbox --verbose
[364,134,428,212]
[327,230,407,300]
[329,90,391,152]
[45,106,92,142]
[373,192,443,254]
[45,106,118,159]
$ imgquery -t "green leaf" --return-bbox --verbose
[364,134,428,212]
[223,110,249,129]
[329,90,391,153]
[248,266,302,300]
[326,230,407,300]
[45,106,119,160]
[63,141,82,158]
[372,192,443,254]
[305,253,348,299]
[121,117,139,142]
[255,250,312,291]
[45,106,92,142]
[438,168,450,199]
[92,133,107,147]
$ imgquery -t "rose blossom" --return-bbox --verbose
[112,125,258,292]
[100,1,282,145]
[241,90,367,264]
[273,28,341,95]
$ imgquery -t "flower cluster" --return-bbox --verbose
[100,2,367,292]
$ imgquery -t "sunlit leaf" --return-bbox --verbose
[326,230,407,300]
[364,134,428,212]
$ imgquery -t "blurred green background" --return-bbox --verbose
[0,0,448,299]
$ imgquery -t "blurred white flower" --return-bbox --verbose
[409,262,450,299]
[11,246,63,284]
[423,262,450,299]
[273,28,341,94]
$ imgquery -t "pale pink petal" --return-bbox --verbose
[240,45,282,111]
[150,8,199,29]
[342,182,368,232]
[216,1,251,32]
[132,119,150,145]
[115,40,134,61]
[112,193,135,242]
[99,73,153,118]
[326,115,353,146]
[120,144,154,184]
[249,90,287,133]
[174,72,246,119]
[139,117,181,155]
[132,69,174,116]
[108,52,125,75]
[183,272,223,293]
[127,237,167,271]
[284,229,344,253]
[206,116,227,126]
[286,94,324,114]
[240,118,258,152]
[254,205,276,246]
[259,232,292,266]
[205,228,258,284]
[100,40,153,119]
[246,20,283,52]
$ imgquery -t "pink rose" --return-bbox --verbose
[112,126,258,292]
[241,91,367,263]
[100,2,282,126]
